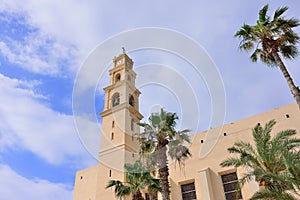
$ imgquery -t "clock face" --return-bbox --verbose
[117,60,122,65]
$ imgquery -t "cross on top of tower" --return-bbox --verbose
[122,47,126,54]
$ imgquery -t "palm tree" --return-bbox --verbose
[235,4,300,107]
[138,109,191,200]
[251,189,298,200]
[106,160,161,200]
[220,120,300,199]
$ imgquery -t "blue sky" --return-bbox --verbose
[0,1,300,199]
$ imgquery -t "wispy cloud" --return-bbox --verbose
[0,164,73,200]
[0,0,101,58]
[0,73,95,166]
[0,11,78,76]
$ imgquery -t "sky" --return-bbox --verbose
[0,1,300,199]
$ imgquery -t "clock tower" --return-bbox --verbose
[98,49,143,172]
[73,50,143,200]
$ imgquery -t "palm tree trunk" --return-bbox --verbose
[272,52,300,108]
[156,145,171,200]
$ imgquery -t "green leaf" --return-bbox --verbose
[273,6,288,21]
[259,4,269,23]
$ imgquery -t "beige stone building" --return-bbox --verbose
[73,52,300,200]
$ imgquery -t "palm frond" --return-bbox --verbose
[240,41,254,51]
[280,45,299,59]
[272,129,298,144]
[263,119,276,135]
[250,48,262,62]
[106,180,131,198]
[273,6,288,21]
[286,18,300,28]
[234,141,257,156]
[175,129,191,143]
[235,24,254,40]
[220,157,243,167]
[251,188,296,200]
[259,4,269,23]
[106,180,123,189]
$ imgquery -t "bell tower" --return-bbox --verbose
[96,50,143,199]
[99,49,143,168]
[73,50,143,200]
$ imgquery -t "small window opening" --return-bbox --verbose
[286,114,290,118]
[111,132,114,140]
[224,132,227,136]
[129,95,134,106]
[115,74,121,82]
[257,122,261,126]
[80,176,83,180]
[201,140,204,143]
[109,170,112,177]
[112,121,115,128]
[132,153,135,158]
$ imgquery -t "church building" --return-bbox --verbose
[73,52,300,200]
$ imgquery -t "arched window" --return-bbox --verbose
[129,95,134,107]
[115,73,121,83]
[112,93,120,107]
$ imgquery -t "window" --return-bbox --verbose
[109,170,112,177]
[221,172,242,200]
[129,95,134,106]
[112,93,120,107]
[112,121,115,128]
[115,73,121,83]
[111,132,114,140]
[286,114,290,118]
[181,182,197,200]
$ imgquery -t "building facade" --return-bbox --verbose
[73,52,300,200]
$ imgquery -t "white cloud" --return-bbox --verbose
[0,164,72,200]
[0,0,101,58]
[0,73,97,166]
[0,20,78,76]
